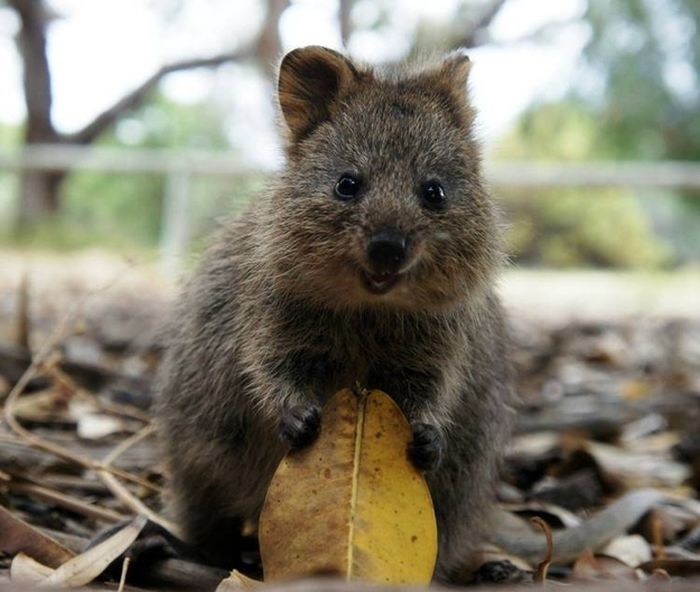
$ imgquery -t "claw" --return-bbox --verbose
[408,422,443,471]
[279,404,322,450]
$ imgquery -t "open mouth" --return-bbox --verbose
[362,270,401,295]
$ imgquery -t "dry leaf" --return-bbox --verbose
[471,544,533,572]
[41,514,147,587]
[572,549,605,580]
[259,389,437,584]
[502,501,582,529]
[601,535,652,567]
[586,442,689,488]
[620,379,652,401]
[12,390,69,423]
[491,489,662,565]
[590,556,640,580]
[573,549,640,581]
[0,505,75,568]
[215,569,262,591]
[77,413,127,440]
[638,559,700,577]
[10,553,54,584]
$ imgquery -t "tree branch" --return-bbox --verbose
[465,15,580,51]
[63,45,255,146]
[339,0,355,48]
[65,0,291,146]
[455,0,509,48]
[10,0,290,150]
[255,0,290,78]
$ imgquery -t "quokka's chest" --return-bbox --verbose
[284,321,457,401]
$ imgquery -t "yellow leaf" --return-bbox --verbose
[621,379,651,400]
[259,389,437,584]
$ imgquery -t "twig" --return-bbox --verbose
[4,386,160,491]
[7,481,127,523]
[95,398,152,424]
[2,260,163,493]
[97,424,181,537]
[47,365,161,493]
[117,555,130,592]
[102,424,155,467]
[40,473,110,494]
[49,363,151,424]
[530,517,553,584]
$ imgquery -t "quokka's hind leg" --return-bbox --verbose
[167,467,250,569]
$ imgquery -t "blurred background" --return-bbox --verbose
[0,0,699,316]
[1,4,700,577]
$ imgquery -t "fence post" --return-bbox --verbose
[160,167,191,278]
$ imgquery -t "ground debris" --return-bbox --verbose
[1,272,699,590]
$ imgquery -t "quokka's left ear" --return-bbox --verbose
[278,46,360,145]
[437,49,472,100]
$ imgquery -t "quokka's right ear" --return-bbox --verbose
[278,46,359,144]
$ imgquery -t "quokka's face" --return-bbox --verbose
[268,47,502,312]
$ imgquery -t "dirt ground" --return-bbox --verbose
[1,248,700,589]
[2,249,699,328]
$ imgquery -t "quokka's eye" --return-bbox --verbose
[421,180,447,211]
[334,174,361,200]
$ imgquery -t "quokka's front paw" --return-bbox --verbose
[279,404,322,450]
[408,422,443,472]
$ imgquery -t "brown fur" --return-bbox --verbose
[157,46,515,582]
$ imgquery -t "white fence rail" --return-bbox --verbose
[2,145,700,274]
[3,145,700,187]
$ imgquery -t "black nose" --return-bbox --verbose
[367,229,407,273]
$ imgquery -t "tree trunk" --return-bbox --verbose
[256,0,290,78]
[339,0,354,48]
[16,169,65,230]
[9,0,63,228]
[8,0,289,231]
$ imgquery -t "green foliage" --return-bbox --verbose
[0,123,21,232]
[0,174,18,234]
[2,92,262,252]
[502,189,670,269]
[0,121,20,148]
[58,93,241,249]
[578,0,700,212]
[62,173,165,247]
[499,101,603,162]
[496,0,700,268]
[497,101,671,269]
